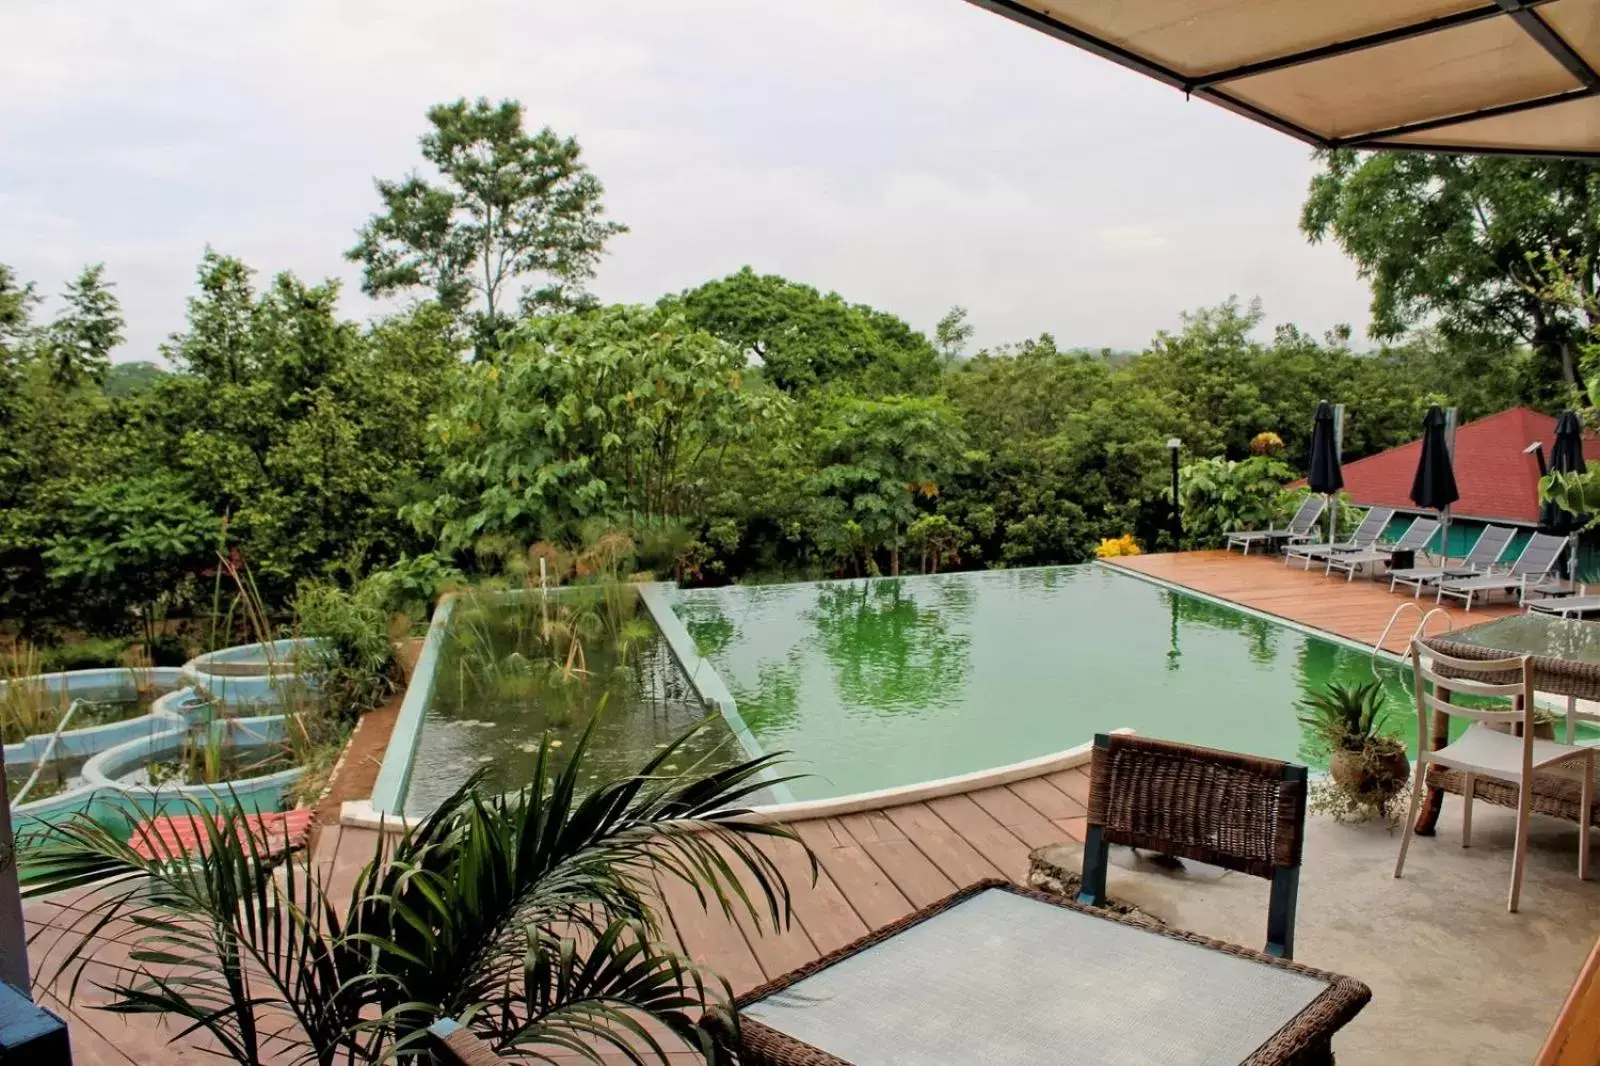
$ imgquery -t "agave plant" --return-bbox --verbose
[22,720,804,1065]
[1296,679,1395,754]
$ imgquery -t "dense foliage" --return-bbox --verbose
[0,105,1564,646]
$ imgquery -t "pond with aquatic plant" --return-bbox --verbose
[401,586,746,815]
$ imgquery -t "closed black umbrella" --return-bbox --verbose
[1541,410,1588,536]
[1411,406,1460,554]
[1307,401,1343,544]
[1307,401,1344,495]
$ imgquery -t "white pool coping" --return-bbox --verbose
[339,731,1121,833]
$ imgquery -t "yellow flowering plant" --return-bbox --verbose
[1094,534,1142,558]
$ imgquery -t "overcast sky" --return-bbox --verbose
[1,0,1376,363]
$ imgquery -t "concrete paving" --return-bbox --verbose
[1034,805,1600,1066]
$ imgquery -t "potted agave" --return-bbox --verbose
[1298,679,1410,815]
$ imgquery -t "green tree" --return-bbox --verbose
[1302,151,1600,401]
[408,305,782,553]
[809,394,967,576]
[349,97,626,346]
[671,267,940,394]
[934,305,973,362]
[43,263,124,388]
[42,471,219,642]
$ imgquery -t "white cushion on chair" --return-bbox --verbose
[1431,724,1590,780]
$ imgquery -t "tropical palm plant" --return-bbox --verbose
[22,721,804,1065]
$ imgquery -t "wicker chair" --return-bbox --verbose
[426,1020,509,1065]
[1077,732,1309,959]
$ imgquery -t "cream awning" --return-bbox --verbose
[967,0,1600,157]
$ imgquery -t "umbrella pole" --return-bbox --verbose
[1329,404,1345,544]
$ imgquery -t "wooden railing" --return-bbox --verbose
[1538,933,1600,1065]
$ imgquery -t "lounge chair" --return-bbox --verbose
[1283,507,1394,570]
[1226,495,1326,555]
[1435,532,1568,610]
[1388,523,1515,597]
[1325,516,1440,581]
[1526,592,1600,619]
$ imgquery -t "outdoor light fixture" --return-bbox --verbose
[1167,439,1182,546]
[1526,441,1548,477]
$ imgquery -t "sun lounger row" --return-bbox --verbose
[1229,503,1572,609]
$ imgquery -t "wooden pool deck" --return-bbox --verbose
[25,549,1530,1063]
[30,766,1091,1065]
[1106,549,1520,654]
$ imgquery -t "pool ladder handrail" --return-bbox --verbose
[1372,603,1454,682]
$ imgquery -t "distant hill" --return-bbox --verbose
[104,361,168,397]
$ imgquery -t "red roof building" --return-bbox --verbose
[1335,407,1600,525]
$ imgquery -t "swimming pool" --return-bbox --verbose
[669,565,1459,802]
[381,563,1531,815]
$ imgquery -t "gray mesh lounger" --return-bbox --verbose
[1325,516,1439,582]
[1283,507,1394,570]
[1227,496,1326,556]
[1436,533,1568,610]
[708,880,1370,1066]
[1389,524,1514,597]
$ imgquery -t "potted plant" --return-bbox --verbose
[1299,679,1410,815]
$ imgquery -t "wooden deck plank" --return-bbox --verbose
[652,863,767,995]
[706,837,819,983]
[922,793,1036,881]
[1105,550,1517,653]
[834,813,957,909]
[1006,777,1086,822]
[965,784,1067,849]
[760,834,870,956]
[792,819,914,929]
[881,802,1002,887]
[1045,768,1091,806]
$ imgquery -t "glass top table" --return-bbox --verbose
[1437,614,1600,667]
[724,882,1369,1066]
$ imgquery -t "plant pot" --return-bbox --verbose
[1330,746,1410,804]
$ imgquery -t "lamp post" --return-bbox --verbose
[1167,438,1182,548]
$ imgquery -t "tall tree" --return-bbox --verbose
[349,97,626,346]
[671,267,940,394]
[934,305,973,362]
[44,263,123,388]
[1301,151,1600,400]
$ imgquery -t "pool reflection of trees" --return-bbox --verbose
[805,579,974,716]
[1165,593,1281,665]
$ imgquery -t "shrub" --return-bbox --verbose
[292,579,400,722]
[37,638,128,672]
[144,632,192,667]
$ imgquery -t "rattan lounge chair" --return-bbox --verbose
[1389,523,1515,597]
[1077,732,1308,959]
[1282,507,1394,570]
[1435,533,1568,610]
[1325,516,1440,582]
[1226,495,1326,556]
[1395,639,1595,912]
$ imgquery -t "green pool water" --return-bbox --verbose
[669,564,1583,803]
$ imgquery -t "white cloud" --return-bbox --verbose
[0,0,1375,363]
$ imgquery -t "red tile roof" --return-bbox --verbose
[1331,407,1600,524]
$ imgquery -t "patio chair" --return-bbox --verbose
[1225,495,1326,555]
[427,1020,507,1065]
[1325,516,1440,582]
[1389,523,1515,597]
[1435,532,1568,610]
[1077,732,1308,958]
[1395,639,1595,913]
[1282,506,1394,570]
[1528,593,1600,619]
